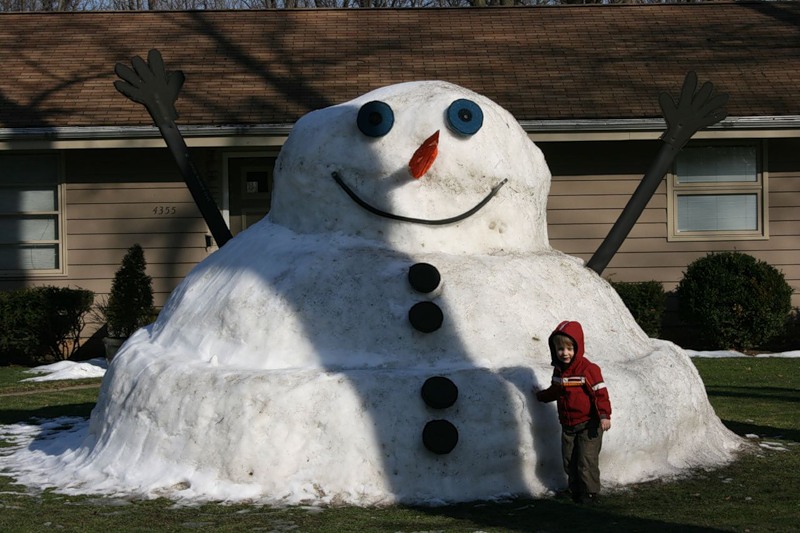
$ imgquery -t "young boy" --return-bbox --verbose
[536,320,611,504]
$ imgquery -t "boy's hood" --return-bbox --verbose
[548,320,585,367]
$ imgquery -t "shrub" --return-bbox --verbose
[40,286,95,359]
[0,286,94,365]
[610,280,666,337]
[0,288,44,364]
[676,252,793,350]
[761,306,800,352]
[104,244,155,338]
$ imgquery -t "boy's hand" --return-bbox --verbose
[600,418,611,432]
[535,386,557,403]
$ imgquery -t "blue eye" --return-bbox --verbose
[357,100,394,137]
[447,99,483,136]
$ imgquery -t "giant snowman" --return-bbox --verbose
[14,81,741,504]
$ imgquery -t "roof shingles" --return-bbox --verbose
[1,3,799,130]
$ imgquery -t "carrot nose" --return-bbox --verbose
[408,131,439,179]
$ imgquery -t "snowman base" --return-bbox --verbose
[62,336,741,505]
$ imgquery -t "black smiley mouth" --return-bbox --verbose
[331,172,508,226]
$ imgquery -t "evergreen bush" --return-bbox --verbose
[104,244,155,338]
[676,251,793,350]
[41,286,95,360]
[0,286,94,365]
[610,280,666,337]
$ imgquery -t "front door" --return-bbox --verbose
[227,155,276,235]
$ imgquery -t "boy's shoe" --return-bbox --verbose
[579,492,599,505]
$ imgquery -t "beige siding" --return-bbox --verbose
[0,148,217,312]
[542,139,800,307]
[62,149,215,308]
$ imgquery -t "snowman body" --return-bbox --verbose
[78,81,741,504]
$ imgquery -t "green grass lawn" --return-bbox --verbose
[0,358,798,533]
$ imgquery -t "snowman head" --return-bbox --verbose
[270,81,551,254]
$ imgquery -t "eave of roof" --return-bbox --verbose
[4,115,800,150]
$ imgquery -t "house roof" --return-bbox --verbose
[1,2,799,135]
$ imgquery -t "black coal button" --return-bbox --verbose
[408,263,441,294]
[408,301,443,333]
[421,376,458,409]
[422,419,459,454]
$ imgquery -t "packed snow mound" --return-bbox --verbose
[0,81,741,505]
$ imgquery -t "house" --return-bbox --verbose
[1,3,799,350]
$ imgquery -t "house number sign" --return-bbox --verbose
[153,205,177,215]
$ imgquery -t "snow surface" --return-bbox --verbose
[685,350,800,359]
[0,81,745,505]
[21,358,107,382]
[20,349,800,383]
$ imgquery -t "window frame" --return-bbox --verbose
[0,152,67,277]
[667,141,768,242]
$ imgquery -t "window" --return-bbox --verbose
[0,153,64,274]
[668,143,767,241]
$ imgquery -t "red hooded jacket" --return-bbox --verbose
[536,320,612,427]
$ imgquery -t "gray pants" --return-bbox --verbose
[561,419,604,496]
